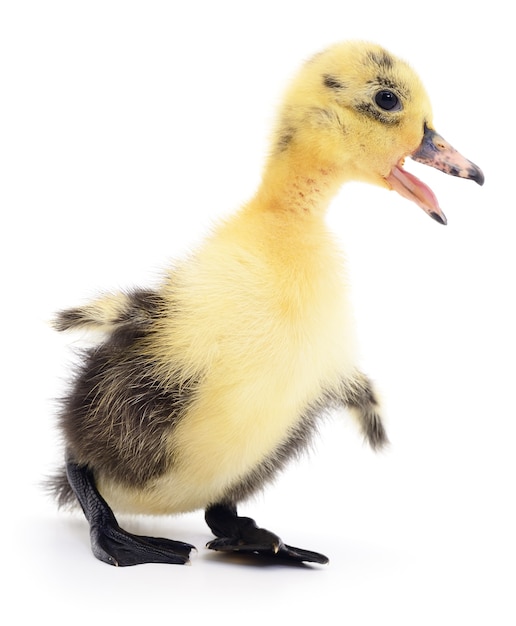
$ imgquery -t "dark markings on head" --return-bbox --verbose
[367,76,409,101]
[276,125,296,152]
[323,74,346,90]
[354,101,401,125]
[366,50,395,70]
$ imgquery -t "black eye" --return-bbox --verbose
[375,90,401,111]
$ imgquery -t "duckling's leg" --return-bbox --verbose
[65,458,194,566]
[205,503,329,564]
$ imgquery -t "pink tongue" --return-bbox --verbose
[386,164,447,224]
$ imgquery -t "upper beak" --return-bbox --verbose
[386,124,484,225]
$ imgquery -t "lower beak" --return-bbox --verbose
[386,125,484,225]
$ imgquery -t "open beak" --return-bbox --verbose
[386,125,484,225]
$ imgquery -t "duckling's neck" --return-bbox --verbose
[252,150,345,217]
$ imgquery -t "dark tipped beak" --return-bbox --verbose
[411,125,484,186]
[386,125,484,225]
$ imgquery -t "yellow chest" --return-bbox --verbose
[153,211,355,508]
[106,209,357,514]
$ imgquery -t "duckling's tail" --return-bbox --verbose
[44,467,78,510]
[53,289,165,336]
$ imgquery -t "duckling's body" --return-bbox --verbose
[56,195,367,518]
[51,41,483,566]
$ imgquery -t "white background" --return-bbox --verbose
[2,1,514,624]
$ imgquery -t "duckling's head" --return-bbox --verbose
[270,41,483,223]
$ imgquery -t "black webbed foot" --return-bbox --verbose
[66,458,194,566]
[205,503,329,565]
[90,521,194,567]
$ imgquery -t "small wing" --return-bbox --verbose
[53,289,165,336]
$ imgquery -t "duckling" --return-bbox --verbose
[50,41,483,567]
